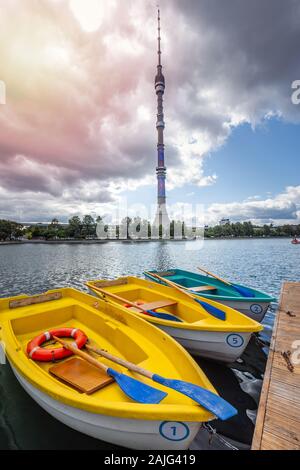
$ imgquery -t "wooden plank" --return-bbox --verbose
[141,299,178,310]
[9,292,62,309]
[267,394,300,422]
[252,282,300,450]
[93,279,128,288]
[186,285,217,292]
[251,290,280,450]
[274,332,300,347]
[272,348,300,371]
[269,380,300,403]
[127,306,143,313]
[272,366,300,386]
[261,431,300,450]
[264,412,300,447]
[274,321,300,334]
[49,357,114,394]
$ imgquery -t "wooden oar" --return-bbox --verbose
[197,266,253,298]
[86,343,237,421]
[145,272,226,321]
[89,284,183,322]
[53,336,167,404]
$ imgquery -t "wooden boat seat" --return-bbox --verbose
[186,285,217,292]
[49,357,114,394]
[138,299,178,310]
[93,278,128,288]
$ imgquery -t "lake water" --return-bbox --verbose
[0,238,299,449]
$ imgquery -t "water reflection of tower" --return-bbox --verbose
[153,8,170,233]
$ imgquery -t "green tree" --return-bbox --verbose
[82,215,96,237]
[0,220,24,241]
[34,225,48,238]
[253,227,264,237]
[222,223,233,237]
[57,228,66,239]
[44,228,57,240]
[263,224,271,236]
[68,216,82,238]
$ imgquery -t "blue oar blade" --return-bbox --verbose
[153,374,237,421]
[107,368,167,404]
[194,298,226,321]
[232,284,253,298]
[147,310,183,323]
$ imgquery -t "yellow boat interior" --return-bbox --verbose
[0,287,216,421]
[87,277,263,333]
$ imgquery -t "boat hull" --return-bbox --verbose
[210,299,269,323]
[12,365,200,450]
[155,326,252,362]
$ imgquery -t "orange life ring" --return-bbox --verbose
[27,327,87,362]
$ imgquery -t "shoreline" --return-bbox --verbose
[0,236,294,246]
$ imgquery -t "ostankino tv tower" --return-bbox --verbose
[153,8,170,232]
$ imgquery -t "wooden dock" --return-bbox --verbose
[252,282,300,450]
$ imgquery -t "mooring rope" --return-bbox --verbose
[202,423,239,450]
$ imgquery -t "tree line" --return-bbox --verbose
[0,217,300,241]
[0,220,24,241]
[25,216,187,240]
[204,221,300,238]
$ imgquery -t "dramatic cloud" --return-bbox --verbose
[205,185,300,225]
[0,0,299,221]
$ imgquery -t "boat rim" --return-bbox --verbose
[144,270,277,303]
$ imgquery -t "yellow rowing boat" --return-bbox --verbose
[87,277,263,362]
[0,287,224,450]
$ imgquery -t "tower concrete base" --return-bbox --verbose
[152,204,170,238]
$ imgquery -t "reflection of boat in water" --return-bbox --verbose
[291,238,300,244]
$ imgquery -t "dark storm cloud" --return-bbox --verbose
[0,0,299,220]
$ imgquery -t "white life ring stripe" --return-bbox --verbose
[44,331,51,341]
[71,328,78,338]
[29,346,40,358]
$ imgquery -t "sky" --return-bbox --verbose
[0,0,300,225]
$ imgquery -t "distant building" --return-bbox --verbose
[22,222,68,228]
[219,218,230,226]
